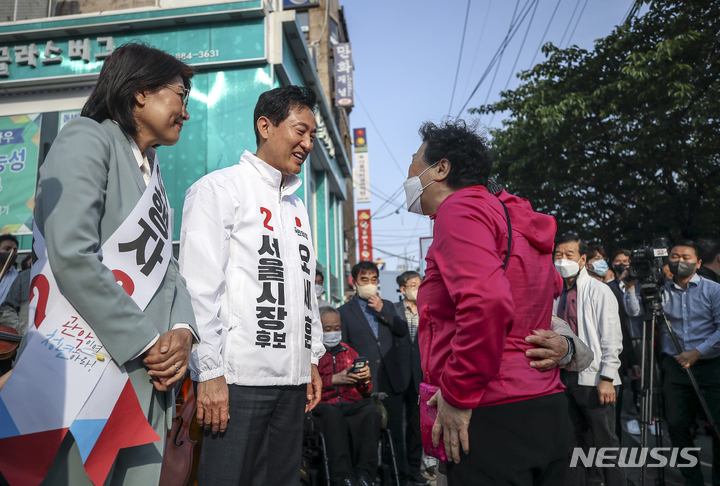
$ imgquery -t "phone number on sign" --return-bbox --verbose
[175,50,220,60]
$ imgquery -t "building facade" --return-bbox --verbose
[0,0,353,303]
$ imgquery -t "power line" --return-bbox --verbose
[460,0,493,104]
[354,91,407,178]
[371,184,405,218]
[623,0,641,25]
[529,0,563,67]
[448,0,473,114]
[565,0,590,48]
[372,246,419,263]
[367,187,403,212]
[483,0,523,105]
[480,0,521,106]
[502,0,541,91]
[559,0,582,48]
[488,0,541,126]
[455,0,539,116]
[369,183,398,202]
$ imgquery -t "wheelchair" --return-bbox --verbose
[300,392,400,486]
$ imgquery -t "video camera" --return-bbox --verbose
[628,237,669,312]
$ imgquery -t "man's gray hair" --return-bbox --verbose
[319,306,339,319]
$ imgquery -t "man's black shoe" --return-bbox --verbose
[357,476,374,486]
[410,473,430,485]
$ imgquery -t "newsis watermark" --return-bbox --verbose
[570,447,701,468]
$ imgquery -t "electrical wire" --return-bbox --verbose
[309,0,330,46]
[455,0,539,116]
[502,0,541,91]
[371,184,405,218]
[565,0,590,48]
[623,0,640,25]
[559,0,582,48]
[448,0,473,114]
[487,0,541,126]
[477,0,520,108]
[529,0,563,67]
[460,0,493,104]
[372,246,420,263]
[355,91,407,178]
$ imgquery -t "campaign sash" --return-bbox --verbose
[0,160,172,486]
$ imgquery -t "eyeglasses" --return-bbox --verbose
[162,84,190,108]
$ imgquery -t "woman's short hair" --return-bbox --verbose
[82,42,194,136]
[418,118,494,190]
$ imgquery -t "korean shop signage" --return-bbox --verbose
[333,42,353,107]
[0,114,42,235]
[0,37,114,78]
[0,19,266,84]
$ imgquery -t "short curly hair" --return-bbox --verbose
[418,119,493,190]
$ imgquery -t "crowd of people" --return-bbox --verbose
[0,41,718,486]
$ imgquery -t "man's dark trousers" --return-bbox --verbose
[197,384,306,486]
[312,398,380,482]
[402,385,423,480]
[561,370,626,486]
[662,354,720,486]
[377,368,410,481]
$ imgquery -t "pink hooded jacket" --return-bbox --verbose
[418,186,564,409]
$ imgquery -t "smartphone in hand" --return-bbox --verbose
[352,357,367,374]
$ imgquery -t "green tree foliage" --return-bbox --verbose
[473,0,720,249]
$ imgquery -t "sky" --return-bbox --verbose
[341,0,639,271]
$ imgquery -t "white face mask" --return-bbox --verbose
[323,331,342,348]
[403,162,439,215]
[356,283,378,300]
[404,288,418,302]
[554,259,581,279]
[315,284,324,298]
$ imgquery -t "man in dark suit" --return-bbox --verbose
[339,261,410,484]
[394,271,429,485]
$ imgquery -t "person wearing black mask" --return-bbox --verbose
[697,238,720,284]
[0,234,19,304]
[626,240,720,486]
[608,249,644,344]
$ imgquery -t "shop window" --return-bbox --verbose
[296,10,310,41]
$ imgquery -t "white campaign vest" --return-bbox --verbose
[185,151,325,386]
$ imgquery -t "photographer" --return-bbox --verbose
[626,240,720,486]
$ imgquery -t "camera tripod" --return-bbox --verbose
[638,302,720,486]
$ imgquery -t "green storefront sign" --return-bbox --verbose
[0,114,41,235]
[0,18,265,83]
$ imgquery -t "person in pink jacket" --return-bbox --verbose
[407,119,570,485]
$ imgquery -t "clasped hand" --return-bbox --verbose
[143,328,193,391]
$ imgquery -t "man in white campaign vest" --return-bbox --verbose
[179,85,325,485]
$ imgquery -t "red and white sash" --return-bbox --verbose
[0,160,172,486]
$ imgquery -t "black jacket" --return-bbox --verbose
[339,296,408,394]
[698,266,720,284]
[608,285,639,371]
[395,301,423,394]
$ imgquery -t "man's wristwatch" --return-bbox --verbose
[557,336,574,366]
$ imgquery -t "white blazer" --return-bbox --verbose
[554,267,623,386]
